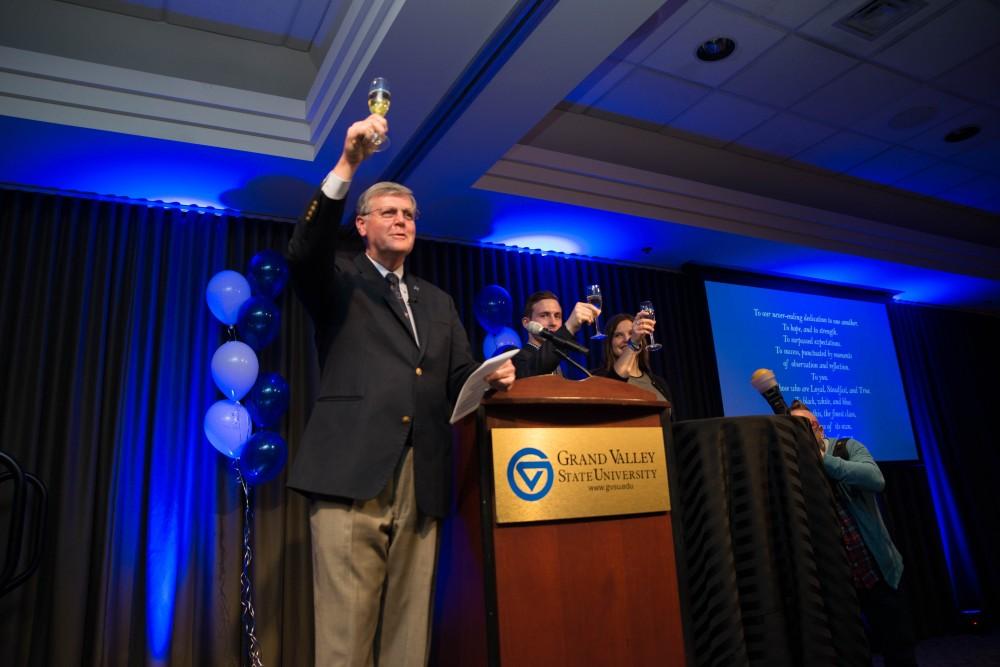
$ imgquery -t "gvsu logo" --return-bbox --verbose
[506,448,554,501]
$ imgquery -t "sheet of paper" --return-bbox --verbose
[449,348,520,424]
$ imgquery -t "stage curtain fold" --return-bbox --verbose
[888,302,1000,619]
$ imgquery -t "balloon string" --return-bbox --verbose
[235,460,265,667]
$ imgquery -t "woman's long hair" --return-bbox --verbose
[601,313,652,374]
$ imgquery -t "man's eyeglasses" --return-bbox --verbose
[363,206,418,222]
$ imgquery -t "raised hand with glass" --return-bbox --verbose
[585,284,606,340]
[637,300,662,351]
[367,77,391,152]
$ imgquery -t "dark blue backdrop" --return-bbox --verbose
[0,186,995,664]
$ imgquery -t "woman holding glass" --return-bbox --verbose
[593,312,673,412]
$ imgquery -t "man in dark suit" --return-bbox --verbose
[287,113,515,666]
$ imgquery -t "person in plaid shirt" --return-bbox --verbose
[790,400,917,667]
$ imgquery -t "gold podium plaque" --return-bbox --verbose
[491,427,670,524]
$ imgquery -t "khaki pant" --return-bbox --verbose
[310,448,439,666]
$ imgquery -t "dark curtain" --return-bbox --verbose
[0,188,316,666]
[671,415,870,667]
[0,187,722,665]
[877,463,956,637]
[888,302,1000,619]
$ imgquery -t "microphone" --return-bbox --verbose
[750,368,789,415]
[526,321,589,354]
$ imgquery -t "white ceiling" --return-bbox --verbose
[60,0,339,52]
[1,0,998,311]
[569,0,1000,214]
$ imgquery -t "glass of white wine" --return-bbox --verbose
[367,77,391,152]
[586,284,606,340]
[638,300,662,351]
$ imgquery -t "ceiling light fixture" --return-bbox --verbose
[944,125,981,143]
[696,37,736,62]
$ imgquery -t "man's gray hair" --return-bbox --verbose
[356,181,417,216]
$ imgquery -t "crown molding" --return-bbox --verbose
[0,0,405,160]
[478,143,1000,280]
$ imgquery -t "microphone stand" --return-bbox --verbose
[553,348,592,378]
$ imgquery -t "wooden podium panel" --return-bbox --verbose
[431,376,686,666]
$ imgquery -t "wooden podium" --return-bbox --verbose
[430,375,687,666]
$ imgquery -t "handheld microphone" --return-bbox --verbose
[750,368,789,415]
[526,321,589,354]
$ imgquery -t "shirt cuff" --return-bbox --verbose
[320,172,351,200]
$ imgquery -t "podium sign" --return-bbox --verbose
[432,377,685,666]
[491,426,670,524]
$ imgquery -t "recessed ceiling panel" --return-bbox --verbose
[904,106,1000,157]
[934,42,1000,106]
[719,0,831,29]
[793,130,892,173]
[641,2,786,87]
[667,90,776,146]
[564,59,634,108]
[721,34,858,108]
[949,139,1000,176]
[850,85,970,142]
[58,0,338,50]
[848,145,937,185]
[1,0,318,97]
[792,64,918,127]
[619,0,711,64]
[735,111,836,159]
[893,161,980,196]
[872,0,1000,80]
[593,68,710,126]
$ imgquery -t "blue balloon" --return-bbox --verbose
[246,249,289,299]
[246,372,290,428]
[483,326,522,358]
[473,284,513,334]
[204,399,253,458]
[211,341,259,401]
[206,270,251,325]
[239,431,288,486]
[237,296,281,351]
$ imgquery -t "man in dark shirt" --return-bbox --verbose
[512,290,598,378]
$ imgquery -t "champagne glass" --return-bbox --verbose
[638,300,662,351]
[367,77,391,152]
[586,284,606,340]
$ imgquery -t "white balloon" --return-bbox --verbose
[211,341,259,400]
[203,399,253,458]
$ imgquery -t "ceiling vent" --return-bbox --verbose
[835,0,929,40]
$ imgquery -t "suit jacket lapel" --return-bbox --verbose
[353,254,418,348]
[405,274,428,360]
